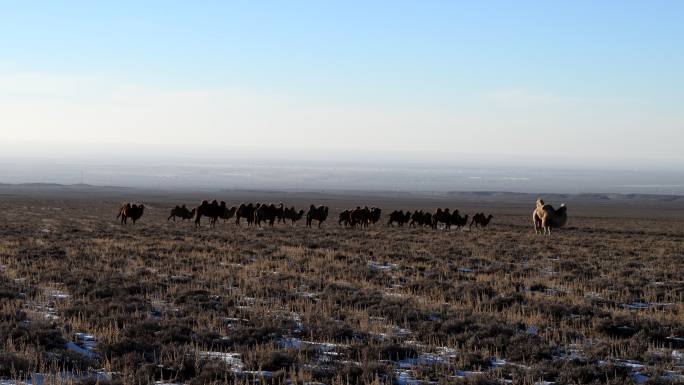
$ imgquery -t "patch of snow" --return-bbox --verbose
[398,348,457,369]
[47,289,70,300]
[544,288,567,296]
[278,338,345,352]
[65,342,97,359]
[610,359,644,369]
[621,302,649,310]
[454,370,484,378]
[368,261,400,271]
[491,358,530,370]
[27,371,113,385]
[394,369,421,385]
[197,351,244,371]
[298,291,319,299]
[239,370,276,378]
[631,372,649,384]
[76,333,97,350]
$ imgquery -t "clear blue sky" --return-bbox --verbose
[1,1,683,163]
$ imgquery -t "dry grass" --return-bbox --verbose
[0,195,683,385]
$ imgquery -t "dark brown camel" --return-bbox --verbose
[470,213,494,229]
[388,210,411,227]
[168,205,195,222]
[282,207,305,225]
[306,205,329,228]
[117,203,145,225]
[235,203,258,226]
[194,200,228,227]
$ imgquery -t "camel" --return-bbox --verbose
[117,203,145,225]
[168,205,195,222]
[282,207,305,225]
[194,200,227,227]
[235,203,258,226]
[219,205,237,222]
[272,203,286,224]
[306,205,329,228]
[432,208,452,229]
[409,211,432,227]
[369,207,382,225]
[388,210,411,227]
[350,206,371,227]
[470,213,493,229]
[339,210,352,226]
[450,210,469,230]
[533,198,567,234]
[409,210,423,227]
[255,203,283,227]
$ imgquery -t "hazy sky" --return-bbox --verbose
[1,1,683,163]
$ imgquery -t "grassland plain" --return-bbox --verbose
[1,188,683,385]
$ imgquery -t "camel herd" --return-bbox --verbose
[159,200,325,228]
[117,198,568,234]
[385,209,491,230]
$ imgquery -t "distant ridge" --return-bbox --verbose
[0,182,132,190]
[1,182,683,202]
[446,190,684,202]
